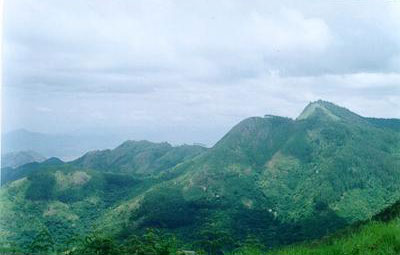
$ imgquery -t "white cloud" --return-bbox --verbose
[2,0,400,143]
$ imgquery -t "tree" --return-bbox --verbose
[28,228,55,254]
[196,223,233,255]
[67,232,120,255]
[233,235,265,255]
[124,228,178,255]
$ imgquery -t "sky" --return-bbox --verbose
[2,0,400,146]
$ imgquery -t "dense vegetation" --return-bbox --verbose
[272,198,400,255]
[73,141,206,176]
[1,100,400,254]
[5,211,400,255]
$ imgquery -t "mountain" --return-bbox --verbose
[1,101,399,253]
[1,150,46,169]
[107,100,400,244]
[1,157,64,186]
[73,140,207,176]
[1,128,215,161]
[1,129,127,161]
[0,141,206,186]
[0,141,207,249]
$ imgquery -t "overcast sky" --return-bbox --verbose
[2,0,400,145]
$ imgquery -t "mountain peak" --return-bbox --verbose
[297,100,364,123]
[297,100,339,121]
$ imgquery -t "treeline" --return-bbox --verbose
[0,227,267,255]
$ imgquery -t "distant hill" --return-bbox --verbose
[1,129,126,160]
[1,151,46,169]
[1,100,399,252]
[73,140,207,176]
[1,129,213,161]
[1,157,64,186]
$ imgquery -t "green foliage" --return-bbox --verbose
[28,228,55,254]
[271,221,400,255]
[1,100,400,252]
[195,223,234,255]
[103,173,137,190]
[123,228,178,255]
[366,117,400,131]
[65,229,178,255]
[282,128,313,162]
[73,141,206,176]
[134,186,201,229]
[0,241,23,255]
[373,200,400,222]
[25,171,56,200]
[68,232,120,255]
[231,235,265,255]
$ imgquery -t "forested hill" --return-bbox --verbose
[73,140,207,175]
[1,100,400,254]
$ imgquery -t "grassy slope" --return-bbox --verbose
[272,200,400,255]
[272,220,400,255]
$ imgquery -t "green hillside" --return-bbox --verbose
[271,200,400,255]
[1,100,400,254]
[0,142,206,252]
[118,100,400,245]
[73,140,207,176]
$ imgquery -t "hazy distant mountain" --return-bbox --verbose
[1,128,215,161]
[1,129,126,161]
[1,157,64,186]
[1,151,46,169]
[1,101,400,250]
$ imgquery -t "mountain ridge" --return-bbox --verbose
[1,100,400,252]
[1,150,46,169]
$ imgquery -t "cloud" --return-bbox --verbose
[4,0,335,91]
[2,0,400,143]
